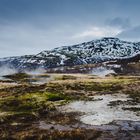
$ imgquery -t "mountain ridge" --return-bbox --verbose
[0,37,140,70]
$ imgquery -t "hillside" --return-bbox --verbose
[0,37,140,70]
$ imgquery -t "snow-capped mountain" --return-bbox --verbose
[0,37,140,70]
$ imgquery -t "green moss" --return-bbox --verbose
[47,93,66,101]
[0,96,39,112]
[0,91,70,117]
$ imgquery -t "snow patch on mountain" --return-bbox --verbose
[0,37,140,70]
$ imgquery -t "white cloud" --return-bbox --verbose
[0,23,70,57]
[0,23,124,58]
[72,26,122,39]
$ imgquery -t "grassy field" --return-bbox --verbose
[0,73,140,139]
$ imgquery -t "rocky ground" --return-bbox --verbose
[0,67,140,139]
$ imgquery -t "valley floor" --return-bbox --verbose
[0,72,140,139]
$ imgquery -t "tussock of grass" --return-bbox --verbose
[46,81,123,92]
[0,92,69,118]
[4,73,30,79]
[125,90,140,103]
[54,75,77,80]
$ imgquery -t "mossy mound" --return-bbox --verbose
[3,73,31,83]
[0,92,68,113]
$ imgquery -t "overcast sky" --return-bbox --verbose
[0,0,140,57]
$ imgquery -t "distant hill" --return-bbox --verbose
[0,37,140,71]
